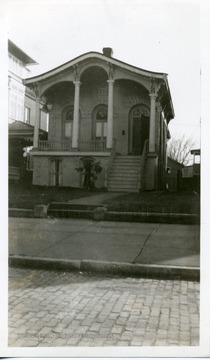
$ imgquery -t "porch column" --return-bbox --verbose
[107,79,114,149]
[72,80,81,149]
[149,93,157,153]
[33,96,40,148]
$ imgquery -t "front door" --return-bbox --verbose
[132,115,149,155]
[132,117,142,155]
[129,105,150,155]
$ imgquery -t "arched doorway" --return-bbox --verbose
[129,104,149,155]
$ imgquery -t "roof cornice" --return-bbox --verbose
[24,51,168,84]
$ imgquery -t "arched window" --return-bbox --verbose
[63,106,73,139]
[93,105,108,140]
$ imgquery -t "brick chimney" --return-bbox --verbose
[102,47,113,57]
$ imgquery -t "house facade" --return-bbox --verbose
[24,48,174,192]
[167,157,184,191]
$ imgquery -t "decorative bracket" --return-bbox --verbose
[40,95,47,106]
[73,64,80,81]
[32,82,41,99]
[150,78,156,95]
[150,78,162,98]
[108,62,114,80]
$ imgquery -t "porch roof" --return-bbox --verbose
[9,121,47,139]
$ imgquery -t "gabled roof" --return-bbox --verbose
[8,40,37,65]
[167,157,184,167]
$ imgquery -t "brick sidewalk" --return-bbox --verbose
[8,267,199,347]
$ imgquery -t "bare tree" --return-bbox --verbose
[167,135,198,165]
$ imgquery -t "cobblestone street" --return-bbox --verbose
[8,267,199,347]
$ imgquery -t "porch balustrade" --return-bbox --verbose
[78,140,106,151]
[38,139,108,152]
[38,140,72,151]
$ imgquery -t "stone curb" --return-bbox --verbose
[105,211,199,224]
[9,208,34,218]
[9,255,200,282]
[9,207,200,224]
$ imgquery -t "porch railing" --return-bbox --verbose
[78,140,107,151]
[38,139,111,152]
[38,140,72,151]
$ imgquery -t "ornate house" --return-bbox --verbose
[24,48,174,192]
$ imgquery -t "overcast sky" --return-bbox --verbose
[5,0,201,146]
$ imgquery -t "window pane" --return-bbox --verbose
[65,122,72,138]
[96,107,107,120]
[96,122,102,137]
[103,123,107,137]
[25,107,30,124]
[66,108,73,120]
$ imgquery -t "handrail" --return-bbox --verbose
[138,139,149,190]
[105,138,116,188]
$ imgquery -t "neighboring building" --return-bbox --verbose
[190,149,200,177]
[167,157,184,190]
[182,149,200,179]
[8,39,48,130]
[181,149,200,192]
[8,40,35,124]
[24,47,175,191]
[182,165,194,178]
[9,121,47,182]
[8,40,48,182]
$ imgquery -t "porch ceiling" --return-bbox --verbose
[42,81,74,100]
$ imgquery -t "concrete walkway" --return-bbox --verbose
[68,192,125,205]
[9,217,200,280]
